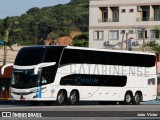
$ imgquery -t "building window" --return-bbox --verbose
[99,7,108,22]
[111,7,119,22]
[109,30,119,40]
[137,30,147,39]
[103,11,108,22]
[121,9,126,13]
[137,30,142,39]
[121,30,125,34]
[154,6,160,21]
[129,9,134,13]
[128,30,134,34]
[152,29,160,39]
[94,31,104,40]
[150,30,155,40]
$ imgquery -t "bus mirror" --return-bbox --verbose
[1,63,13,75]
[34,62,56,75]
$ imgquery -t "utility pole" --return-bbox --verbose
[132,27,146,52]
[121,33,124,49]
[142,28,146,52]
[126,33,128,50]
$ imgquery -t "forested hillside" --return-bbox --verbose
[0,0,89,45]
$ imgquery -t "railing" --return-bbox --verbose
[98,18,119,22]
[99,17,160,22]
[137,17,160,22]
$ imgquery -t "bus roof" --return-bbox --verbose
[21,45,155,56]
[66,46,155,55]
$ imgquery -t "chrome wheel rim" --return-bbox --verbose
[126,94,131,103]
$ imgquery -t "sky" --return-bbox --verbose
[0,0,70,19]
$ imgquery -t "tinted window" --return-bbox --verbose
[41,46,64,83]
[60,49,155,67]
[14,47,45,66]
[44,47,64,63]
[60,74,127,87]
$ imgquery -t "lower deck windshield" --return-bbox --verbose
[11,69,40,89]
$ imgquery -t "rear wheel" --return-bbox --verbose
[69,91,79,105]
[56,91,67,105]
[132,92,142,105]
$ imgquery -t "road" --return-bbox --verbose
[0,101,160,120]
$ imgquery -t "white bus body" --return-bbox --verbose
[1,46,157,105]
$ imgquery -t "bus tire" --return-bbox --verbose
[132,92,142,105]
[123,92,132,105]
[69,91,79,105]
[30,101,40,106]
[56,90,67,105]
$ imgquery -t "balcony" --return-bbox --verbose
[98,18,119,22]
[137,17,160,22]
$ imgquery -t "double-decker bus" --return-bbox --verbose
[1,46,158,105]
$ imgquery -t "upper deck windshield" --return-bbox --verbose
[14,47,46,66]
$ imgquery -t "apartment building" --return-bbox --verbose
[89,0,160,49]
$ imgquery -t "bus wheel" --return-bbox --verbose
[132,92,142,105]
[56,90,67,105]
[123,92,132,105]
[69,91,79,105]
[30,101,40,106]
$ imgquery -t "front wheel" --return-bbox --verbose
[56,91,67,105]
[132,93,142,105]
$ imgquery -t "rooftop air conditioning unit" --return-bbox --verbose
[137,6,142,12]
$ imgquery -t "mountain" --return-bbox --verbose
[0,0,89,45]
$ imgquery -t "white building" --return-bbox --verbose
[89,0,160,49]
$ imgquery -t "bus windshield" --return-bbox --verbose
[11,69,40,89]
[14,47,46,66]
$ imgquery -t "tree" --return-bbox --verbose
[72,33,88,47]
[144,26,160,56]
[70,0,89,4]
[1,17,20,65]
[144,41,160,61]
[0,0,89,45]
[47,32,58,40]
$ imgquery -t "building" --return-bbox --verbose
[89,0,160,49]
[0,66,12,99]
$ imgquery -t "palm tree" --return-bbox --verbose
[1,19,19,65]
